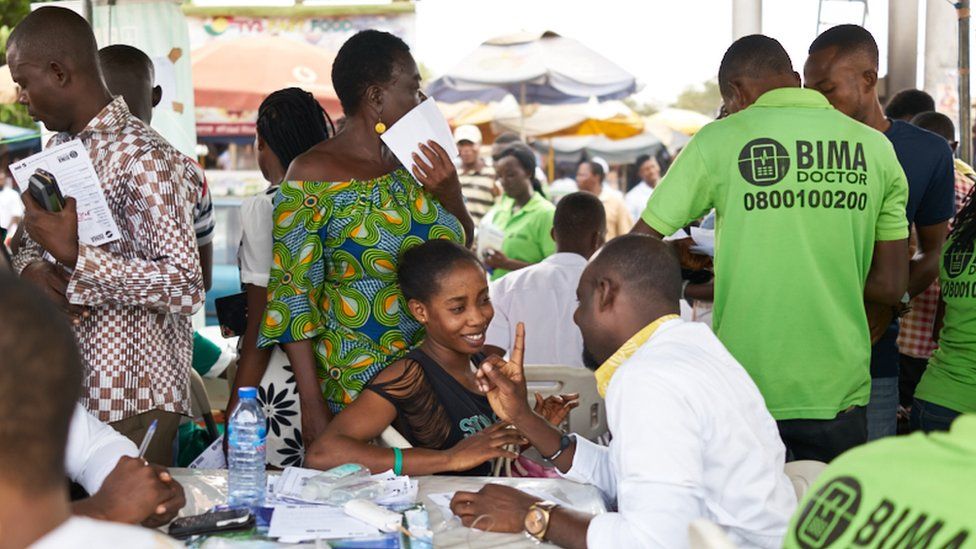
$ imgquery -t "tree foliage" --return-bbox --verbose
[0,0,33,129]
[671,79,721,115]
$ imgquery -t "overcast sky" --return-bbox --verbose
[415,0,891,105]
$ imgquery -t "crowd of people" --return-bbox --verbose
[0,5,974,549]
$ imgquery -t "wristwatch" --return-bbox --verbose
[524,500,558,542]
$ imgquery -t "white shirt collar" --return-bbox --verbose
[542,252,589,267]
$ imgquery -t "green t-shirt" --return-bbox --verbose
[916,237,976,414]
[487,193,556,280]
[784,414,976,548]
[642,88,909,420]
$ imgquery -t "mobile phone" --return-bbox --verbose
[27,169,65,212]
[167,508,254,539]
[215,292,248,338]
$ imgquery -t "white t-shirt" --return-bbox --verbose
[485,252,586,366]
[562,319,796,548]
[624,181,654,222]
[65,404,138,494]
[29,517,184,548]
[0,185,24,230]
[238,186,277,287]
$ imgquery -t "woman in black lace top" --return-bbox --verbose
[305,239,576,476]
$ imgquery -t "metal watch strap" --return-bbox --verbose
[527,501,559,542]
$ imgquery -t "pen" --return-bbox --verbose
[137,419,158,460]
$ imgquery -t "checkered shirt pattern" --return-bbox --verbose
[12,97,204,422]
[897,167,975,358]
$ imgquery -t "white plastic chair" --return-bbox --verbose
[784,460,828,499]
[189,369,220,442]
[375,425,413,449]
[524,364,607,441]
[688,519,739,549]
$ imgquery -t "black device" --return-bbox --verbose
[27,169,66,212]
[167,508,254,539]
[215,291,248,338]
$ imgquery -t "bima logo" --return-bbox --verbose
[794,476,862,549]
[738,138,791,186]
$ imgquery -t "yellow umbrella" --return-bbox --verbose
[494,99,644,139]
[0,65,18,104]
[646,108,714,135]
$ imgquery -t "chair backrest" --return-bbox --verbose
[688,519,738,549]
[524,364,607,441]
[375,425,413,449]
[189,369,220,442]
[784,460,828,500]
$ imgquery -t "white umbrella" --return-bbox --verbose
[428,31,638,106]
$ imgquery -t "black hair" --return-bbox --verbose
[490,132,524,162]
[579,160,605,182]
[555,160,577,180]
[885,89,936,120]
[553,192,606,242]
[494,132,521,146]
[589,234,682,308]
[911,111,955,143]
[331,30,411,115]
[257,87,334,172]
[398,239,484,303]
[717,34,794,97]
[496,143,543,195]
[809,24,879,68]
[98,44,153,82]
[654,147,673,175]
[0,273,82,490]
[9,7,100,72]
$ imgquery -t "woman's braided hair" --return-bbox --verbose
[256,87,335,171]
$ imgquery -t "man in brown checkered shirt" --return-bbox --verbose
[8,7,204,465]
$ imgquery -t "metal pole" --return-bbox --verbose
[82,0,93,23]
[519,82,526,141]
[732,0,762,39]
[959,1,971,164]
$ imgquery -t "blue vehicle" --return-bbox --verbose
[205,196,243,325]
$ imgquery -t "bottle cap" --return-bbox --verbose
[238,387,258,399]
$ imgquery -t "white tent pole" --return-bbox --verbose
[519,82,527,140]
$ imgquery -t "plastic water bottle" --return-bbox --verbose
[228,386,266,508]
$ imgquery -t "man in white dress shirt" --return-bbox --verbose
[67,405,186,527]
[452,235,796,548]
[0,273,182,548]
[624,152,667,222]
[484,192,606,367]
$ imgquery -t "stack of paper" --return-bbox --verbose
[264,467,420,543]
[269,467,418,508]
[268,505,383,543]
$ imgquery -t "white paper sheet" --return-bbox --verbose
[188,435,226,469]
[268,505,380,541]
[9,139,121,247]
[273,466,323,502]
[689,226,715,257]
[380,97,459,181]
[476,214,506,262]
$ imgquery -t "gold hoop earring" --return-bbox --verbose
[374,121,387,134]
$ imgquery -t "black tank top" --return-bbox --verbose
[367,348,497,476]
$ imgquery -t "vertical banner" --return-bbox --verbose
[91,0,197,159]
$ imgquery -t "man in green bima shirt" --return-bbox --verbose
[632,35,909,462]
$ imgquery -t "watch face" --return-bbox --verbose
[525,508,546,535]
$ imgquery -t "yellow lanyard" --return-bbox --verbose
[594,315,679,398]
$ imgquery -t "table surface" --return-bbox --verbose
[172,468,607,548]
